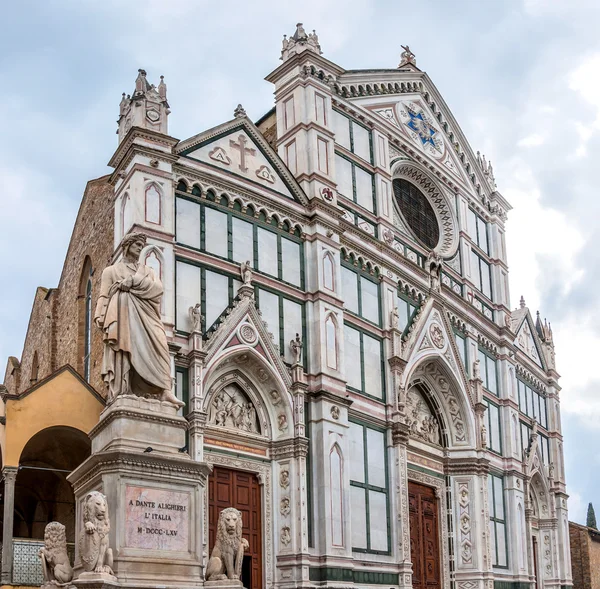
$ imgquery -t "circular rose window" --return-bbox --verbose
[393,178,440,249]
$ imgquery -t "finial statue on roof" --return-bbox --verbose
[119,93,129,117]
[135,69,148,94]
[234,104,247,118]
[519,295,526,309]
[294,23,307,40]
[158,75,167,101]
[281,22,322,61]
[477,151,497,189]
[398,45,416,68]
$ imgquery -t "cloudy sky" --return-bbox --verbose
[1,0,598,524]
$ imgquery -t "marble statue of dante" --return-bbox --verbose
[94,232,183,407]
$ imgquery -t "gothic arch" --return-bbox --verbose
[203,347,294,441]
[322,250,336,292]
[329,443,344,547]
[120,192,132,239]
[141,244,164,280]
[324,312,339,370]
[528,469,552,522]
[77,256,93,379]
[144,181,162,225]
[404,357,476,449]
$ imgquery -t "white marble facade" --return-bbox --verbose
[108,24,571,589]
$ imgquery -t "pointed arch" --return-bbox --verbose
[121,192,132,238]
[322,250,336,292]
[329,443,344,546]
[203,347,293,442]
[142,245,163,281]
[325,312,339,370]
[145,182,162,225]
[30,351,39,385]
[405,358,476,449]
[78,256,93,381]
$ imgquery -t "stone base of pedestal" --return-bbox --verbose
[89,395,188,456]
[205,580,244,589]
[68,397,211,589]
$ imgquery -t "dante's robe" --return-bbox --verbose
[94,261,171,400]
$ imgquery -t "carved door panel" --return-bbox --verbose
[209,467,262,589]
[409,481,441,589]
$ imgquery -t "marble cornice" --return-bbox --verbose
[271,436,309,459]
[444,456,490,475]
[309,389,353,407]
[67,449,212,492]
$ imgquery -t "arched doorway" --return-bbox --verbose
[14,426,91,541]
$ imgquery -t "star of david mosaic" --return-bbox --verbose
[406,109,437,148]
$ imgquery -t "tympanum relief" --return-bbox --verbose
[208,384,261,434]
[406,386,441,445]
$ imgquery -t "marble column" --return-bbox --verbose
[1,466,18,585]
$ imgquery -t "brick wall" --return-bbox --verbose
[3,175,114,397]
[570,521,600,589]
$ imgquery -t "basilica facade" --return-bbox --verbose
[1,24,571,589]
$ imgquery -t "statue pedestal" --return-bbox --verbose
[205,581,244,589]
[68,396,212,589]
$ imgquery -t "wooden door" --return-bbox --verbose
[208,466,262,589]
[409,481,441,589]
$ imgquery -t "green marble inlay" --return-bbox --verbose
[309,566,399,585]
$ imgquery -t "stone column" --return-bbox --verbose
[187,328,207,462]
[1,466,18,585]
[392,421,413,589]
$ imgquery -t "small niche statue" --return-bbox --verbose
[79,491,114,577]
[290,333,303,365]
[205,508,249,584]
[188,303,203,333]
[94,232,183,407]
[38,521,74,587]
[240,260,253,286]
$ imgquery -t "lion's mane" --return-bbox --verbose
[44,521,68,554]
[83,491,110,537]
[216,507,243,551]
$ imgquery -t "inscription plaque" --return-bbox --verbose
[125,485,190,552]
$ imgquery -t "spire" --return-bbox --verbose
[519,295,526,309]
[477,150,497,189]
[281,22,322,61]
[134,69,150,95]
[398,45,417,69]
[117,69,170,144]
[119,93,129,117]
[158,75,167,101]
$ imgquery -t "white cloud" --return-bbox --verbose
[517,133,545,148]
[504,159,584,311]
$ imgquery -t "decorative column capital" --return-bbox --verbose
[2,465,18,483]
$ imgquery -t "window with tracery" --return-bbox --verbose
[392,178,439,249]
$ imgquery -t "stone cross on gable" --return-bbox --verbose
[229,134,256,173]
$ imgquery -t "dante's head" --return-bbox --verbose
[122,232,147,260]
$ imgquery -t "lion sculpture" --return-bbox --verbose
[79,491,114,576]
[206,507,249,583]
[38,521,73,586]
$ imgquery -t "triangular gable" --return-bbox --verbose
[514,312,545,369]
[357,96,470,185]
[176,117,308,205]
[203,290,292,391]
[401,298,473,407]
